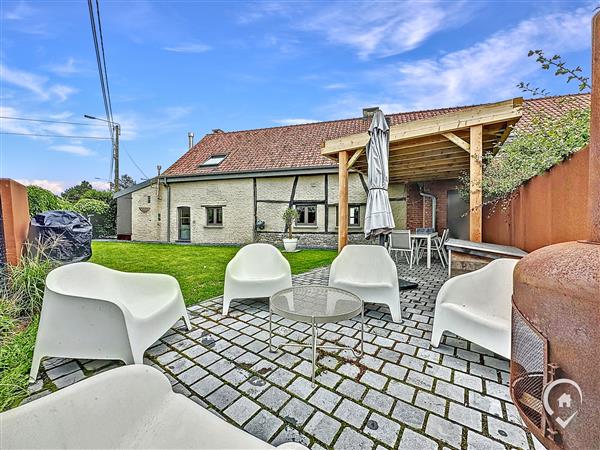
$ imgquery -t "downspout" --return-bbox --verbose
[163,177,171,243]
[419,188,437,230]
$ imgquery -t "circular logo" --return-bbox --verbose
[542,378,583,429]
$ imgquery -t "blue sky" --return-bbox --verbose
[0,0,594,193]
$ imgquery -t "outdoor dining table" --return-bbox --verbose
[412,231,438,269]
[269,285,364,384]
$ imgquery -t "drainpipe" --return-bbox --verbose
[164,177,171,243]
[419,188,437,230]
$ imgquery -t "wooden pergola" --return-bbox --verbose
[321,98,523,251]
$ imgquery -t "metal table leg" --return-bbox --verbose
[269,305,274,352]
[269,306,365,386]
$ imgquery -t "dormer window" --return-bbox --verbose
[200,154,226,167]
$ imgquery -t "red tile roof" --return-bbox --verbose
[164,94,590,177]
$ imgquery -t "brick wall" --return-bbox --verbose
[406,179,459,232]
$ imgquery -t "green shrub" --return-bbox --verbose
[0,239,58,411]
[26,186,71,217]
[2,241,58,319]
[73,198,113,238]
[459,104,590,206]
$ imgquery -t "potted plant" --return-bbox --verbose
[282,207,299,252]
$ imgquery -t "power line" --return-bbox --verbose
[124,149,149,179]
[1,131,111,139]
[95,0,114,126]
[87,0,114,183]
[0,115,104,127]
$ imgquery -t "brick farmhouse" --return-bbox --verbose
[115,94,589,248]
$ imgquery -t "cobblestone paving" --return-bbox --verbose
[26,261,542,450]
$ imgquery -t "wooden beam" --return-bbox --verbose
[469,125,483,242]
[338,150,349,252]
[322,97,523,155]
[389,160,470,174]
[442,132,470,152]
[347,147,364,169]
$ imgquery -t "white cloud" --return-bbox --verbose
[50,145,95,156]
[272,118,319,125]
[383,6,592,110]
[16,179,66,194]
[46,57,84,76]
[237,1,471,59]
[163,43,212,53]
[0,64,48,98]
[2,1,35,21]
[319,6,593,117]
[323,83,349,90]
[91,180,111,191]
[302,1,472,59]
[0,64,77,102]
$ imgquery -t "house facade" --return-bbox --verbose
[115,94,589,248]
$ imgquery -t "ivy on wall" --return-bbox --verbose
[459,104,590,206]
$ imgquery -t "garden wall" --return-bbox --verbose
[483,146,589,253]
[0,179,30,266]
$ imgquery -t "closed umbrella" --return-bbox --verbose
[364,109,395,243]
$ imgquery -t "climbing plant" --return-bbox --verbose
[459,50,591,209]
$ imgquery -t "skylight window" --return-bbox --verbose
[200,154,226,167]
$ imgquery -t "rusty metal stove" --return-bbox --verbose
[510,12,600,450]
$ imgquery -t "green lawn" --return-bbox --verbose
[90,241,337,305]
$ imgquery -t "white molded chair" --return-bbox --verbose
[431,258,518,358]
[1,365,307,449]
[223,243,292,315]
[30,262,191,382]
[328,245,402,322]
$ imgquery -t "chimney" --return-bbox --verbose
[588,11,600,242]
[362,107,379,118]
[188,132,194,149]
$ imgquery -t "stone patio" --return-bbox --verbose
[26,261,542,450]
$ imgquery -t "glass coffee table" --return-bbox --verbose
[269,285,364,383]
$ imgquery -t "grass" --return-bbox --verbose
[0,241,336,410]
[0,318,39,411]
[90,241,337,305]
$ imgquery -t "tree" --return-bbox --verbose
[72,198,112,238]
[119,174,135,189]
[27,186,71,216]
[61,181,93,203]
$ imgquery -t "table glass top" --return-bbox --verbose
[270,285,362,322]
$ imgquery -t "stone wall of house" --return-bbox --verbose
[129,171,410,247]
[169,179,255,244]
[131,183,164,242]
[255,231,373,249]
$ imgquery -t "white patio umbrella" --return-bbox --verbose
[364,109,395,243]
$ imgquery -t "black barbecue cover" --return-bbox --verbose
[29,211,92,263]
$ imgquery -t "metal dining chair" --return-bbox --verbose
[415,228,449,267]
[389,230,416,269]
[430,228,449,267]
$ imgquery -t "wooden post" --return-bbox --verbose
[338,151,349,252]
[469,125,483,242]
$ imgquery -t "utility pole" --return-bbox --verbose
[84,114,121,192]
[114,123,120,192]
